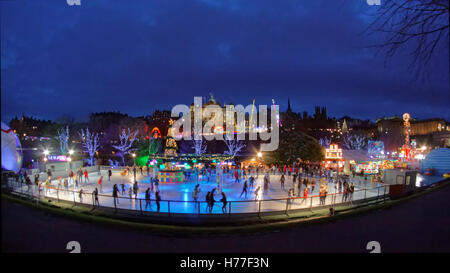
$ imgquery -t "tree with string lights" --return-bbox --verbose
[192,129,207,155]
[78,128,99,166]
[342,133,367,150]
[223,134,246,157]
[319,136,332,148]
[113,128,139,166]
[56,125,70,154]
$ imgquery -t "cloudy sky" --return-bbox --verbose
[1,0,449,122]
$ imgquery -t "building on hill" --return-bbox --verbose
[9,115,54,141]
[410,118,447,136]
[376,116,450,151]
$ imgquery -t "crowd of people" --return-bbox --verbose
[4,161,364,214]
[3,165,167,213]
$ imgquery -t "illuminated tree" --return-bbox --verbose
[164,119,178,157]
[192,129,207,155]
[223,134,245,157]
[113,128,139,166]
[319,136,331,148]
[56,125,70,154]
[342,133,367,150]
[78,128,99,166]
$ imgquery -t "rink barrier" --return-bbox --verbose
[3,177,390,220]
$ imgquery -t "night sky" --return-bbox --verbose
[1,0,449,123]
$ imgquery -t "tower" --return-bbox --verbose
[287,98,292,113]
[164,119,178,157]
[302,111,308,120]
[402,113,411,160]
[314,106,321,119]
[321,106,327,120]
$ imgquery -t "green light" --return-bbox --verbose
[136,155,149,166]
[193,159,197,163]
[212,159,216,163]
[159,164,165,169]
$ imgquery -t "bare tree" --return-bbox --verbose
[56,125,70,154]
[79,128,99,166]
[113,128,139,166]
[367,0,449,74]
[342,133,367,150]
[223,134,246,157]
[319,136,332,148]
[192,129,207,155]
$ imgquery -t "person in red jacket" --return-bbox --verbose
[234,170,240,183]
[299,187,309,205]
[84,170,89,183]
[69,170,74,184]
[98,176,103,192]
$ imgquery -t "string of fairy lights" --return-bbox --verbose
[147,154,234,163]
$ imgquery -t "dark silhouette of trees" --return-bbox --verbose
[264,130,324,165]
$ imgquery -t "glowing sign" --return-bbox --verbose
[325,144,342,159]
[47,155,69,161]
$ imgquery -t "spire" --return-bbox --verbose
[287,98,292,113]
[209,92,216,104]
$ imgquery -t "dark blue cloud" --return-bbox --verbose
[1,0,448,122]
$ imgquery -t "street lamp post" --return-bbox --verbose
[68,149,74,170]
[257,152,263,169]
[68,157,72,171]
[43,150,49,172]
